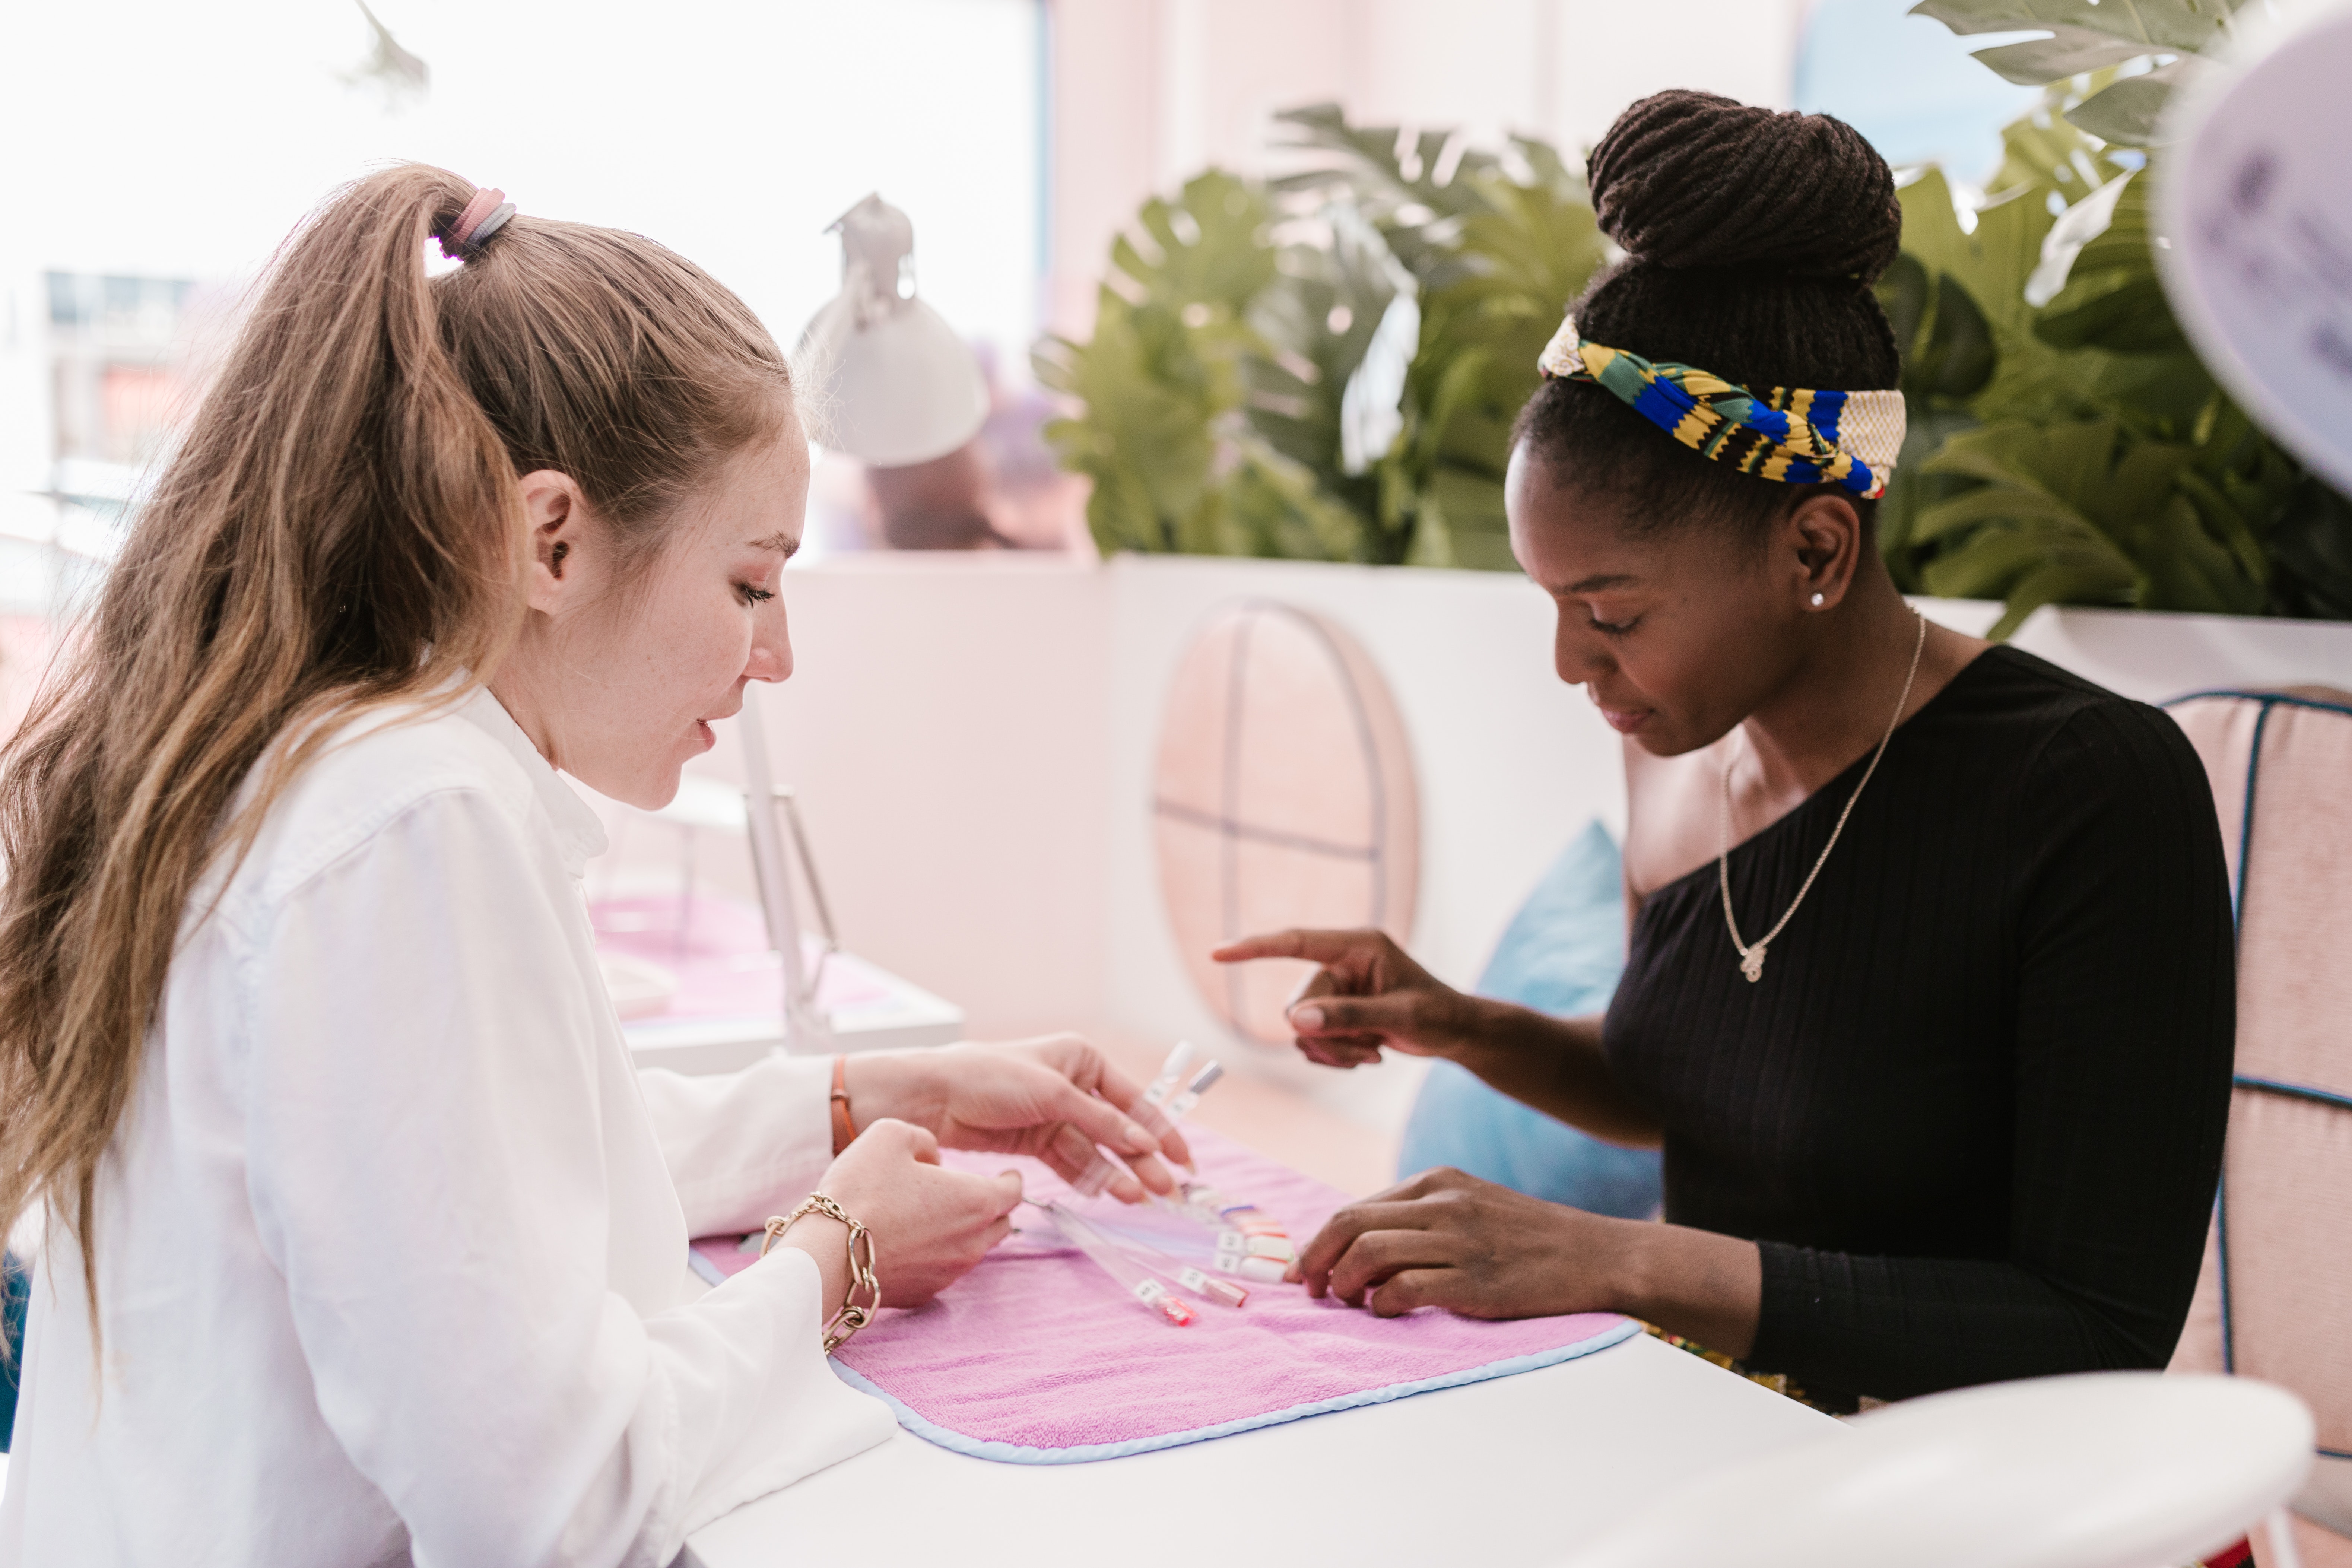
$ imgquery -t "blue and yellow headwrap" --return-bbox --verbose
[1537,318,1905,501]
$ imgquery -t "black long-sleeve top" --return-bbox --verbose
[1602,647,2235,1407]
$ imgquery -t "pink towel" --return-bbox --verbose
[693,1127,1634,1463]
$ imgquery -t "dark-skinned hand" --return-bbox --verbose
[1210,927,1482,1070]
[1290,1165,1632,1320]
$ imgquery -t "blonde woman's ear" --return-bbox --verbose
[516,470,587,614]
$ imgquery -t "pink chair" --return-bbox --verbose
[2167,689,2352,1568]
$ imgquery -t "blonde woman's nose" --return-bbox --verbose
[745,620,793,683]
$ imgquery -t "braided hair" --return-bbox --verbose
[1514,90,1904,538]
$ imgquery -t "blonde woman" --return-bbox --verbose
[0,169,1183,1566]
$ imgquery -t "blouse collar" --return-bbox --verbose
[456,687,610,878]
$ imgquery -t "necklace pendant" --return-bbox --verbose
[1740,943,1768,983]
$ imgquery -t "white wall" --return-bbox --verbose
[606,555,2352,1133]
[2003,605,2352,705]
[619,555,1117,1041]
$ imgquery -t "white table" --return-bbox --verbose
[686,1330,1841,1567]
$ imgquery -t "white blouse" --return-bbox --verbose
[0,690,895,1567]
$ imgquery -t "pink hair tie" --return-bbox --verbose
[443,187,516,258]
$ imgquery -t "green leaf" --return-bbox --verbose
[2036,269,2184,352]
[1879,407,1983,582]
[2137,492,2266,613]
[1244,211,1402,491]
[1908,0,2251,60]
[2066,61,2203,146]
[1985,555,2144,637]
[1111,171,1277,313]
[1225,437,1368,562]
[2268,477,2352,619]
[1968,25,2155,85]
[1910,0,2252,154]
[1914,484,2095,542]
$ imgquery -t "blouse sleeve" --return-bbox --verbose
[636,1053,837,1238]
[1749,699,2237,1400]
[240,787,893,1568]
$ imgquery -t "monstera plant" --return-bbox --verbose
[1041,70,2352,632]
[1034,106,1605,572]
[1876,0,2352,632]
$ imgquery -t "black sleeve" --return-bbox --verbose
[1749,699,2236,1400]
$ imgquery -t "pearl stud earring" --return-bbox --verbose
[1810,592,1825,607]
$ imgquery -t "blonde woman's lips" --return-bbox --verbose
[1598,705,1651,734]
[694,719,716,750]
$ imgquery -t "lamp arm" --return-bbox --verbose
[736,691,835,1054]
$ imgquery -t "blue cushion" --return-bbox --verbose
[1396,822,1664,1219]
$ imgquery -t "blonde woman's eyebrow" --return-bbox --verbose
[748,531,800,556]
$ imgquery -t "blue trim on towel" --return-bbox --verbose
[829,1317,1643,1465]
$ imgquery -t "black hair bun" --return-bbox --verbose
[1586,90,1902,285]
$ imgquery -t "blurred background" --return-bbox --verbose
[0,0,2040,622]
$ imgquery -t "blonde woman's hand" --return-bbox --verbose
[846,1036,1191,1202]
[778,1118,1022,1310]
[1211,929,1481,1069]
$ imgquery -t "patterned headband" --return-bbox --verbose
[1537,317,1905,501]
[441,187,516,259]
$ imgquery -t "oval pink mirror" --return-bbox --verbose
[1151,600,1421,1045]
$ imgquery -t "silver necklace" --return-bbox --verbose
[1717,611,1927,984]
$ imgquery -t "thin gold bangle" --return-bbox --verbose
[762,1192,880,1354]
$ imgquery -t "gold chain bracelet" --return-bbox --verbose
[762,1192,881,1354]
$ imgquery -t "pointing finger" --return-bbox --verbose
[1211,929,1377,966]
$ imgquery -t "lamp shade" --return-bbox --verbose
[2158,0,2352,496]
[797,193,989,469]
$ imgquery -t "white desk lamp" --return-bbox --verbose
[748,192,981,1043]
[796,194,989,467]
[1559,1372,2313,1568]
[709,194,983,1051]
[2158,0,2352,496]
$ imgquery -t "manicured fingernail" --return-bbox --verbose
[1122,1121,1150,1146]
[1292,1004,1324,1029]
